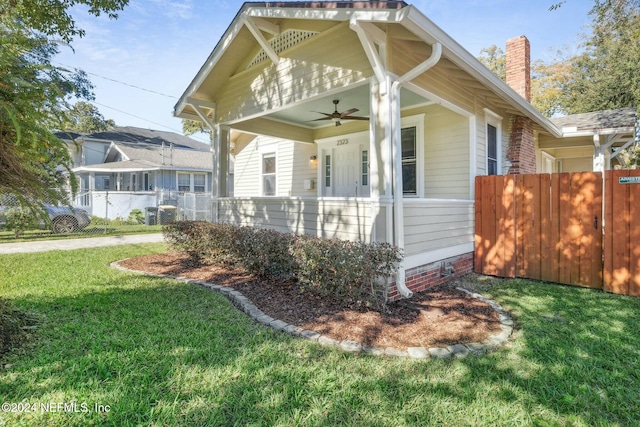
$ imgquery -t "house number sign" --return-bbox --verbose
[337,139,349,146]
[619,176,640,184]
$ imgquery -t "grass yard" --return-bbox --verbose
[0,224,163,243]
[1,244,639,426]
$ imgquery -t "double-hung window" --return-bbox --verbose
[485,109,502,176]
[401,127,417,196]
[487,124,498,175]
[262,153,276,196]
[178,173,190,192]
[193,174,206,192]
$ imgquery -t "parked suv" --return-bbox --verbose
[0,203,91,234]
[44,204,91,233]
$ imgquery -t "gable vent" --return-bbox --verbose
[247,29,318,69]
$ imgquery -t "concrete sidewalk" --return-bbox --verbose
[0,233,165,254]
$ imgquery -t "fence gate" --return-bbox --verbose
[474,172,603,289]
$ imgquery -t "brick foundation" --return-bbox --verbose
[388,252,474,302]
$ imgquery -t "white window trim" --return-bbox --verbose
[193,173,207,193]
[484,108,503,176]
[259,148,278,197]
[177,172,190,192]
[401,113,425,198]
[176,172,208,192]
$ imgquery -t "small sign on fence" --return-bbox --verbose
[619,176,640,184]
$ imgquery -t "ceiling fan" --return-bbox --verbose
[311,99,369,127]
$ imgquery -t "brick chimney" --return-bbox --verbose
[505,35,535,174]
[506,35,530,102]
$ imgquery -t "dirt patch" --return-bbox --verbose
[118,252,503,349]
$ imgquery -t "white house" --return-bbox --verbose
[537,107,638,173]
[172,1,603,300]
[58,126,214,219]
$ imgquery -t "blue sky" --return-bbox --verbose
[56,1,594,143]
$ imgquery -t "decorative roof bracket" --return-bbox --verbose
[241,14,280,65]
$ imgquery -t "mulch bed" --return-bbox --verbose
[118,252,502,349]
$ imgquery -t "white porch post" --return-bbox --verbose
[369,78,394,244]
[593,134,605,172]
[186,97,220,223]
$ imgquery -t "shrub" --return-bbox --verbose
[290,236,403,311]
[4,207,38,238]
[163,221,403,311]
[128,209,145,224]
[164,221,235,265]
[234,227,297,279]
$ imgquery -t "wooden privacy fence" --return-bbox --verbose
[474,170,640,296]
[604,170,640,296]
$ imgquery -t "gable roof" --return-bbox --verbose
[551,107,637,134]
[56,126,210,151]
[111,142,212,169]
[174,1,562,137]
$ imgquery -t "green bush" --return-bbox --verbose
[164,222,296,279]
[163,221,403,311]
[128,209,145,224]
[290,236,402,311]
[4,207,38,238]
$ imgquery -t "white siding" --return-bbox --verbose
[216,24,372,123]
[403,200,474,257]
[423,107,470,199]
[218,197,377,242]
[233,135,316,197]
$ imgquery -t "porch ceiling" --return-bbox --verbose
[265,85,431,129]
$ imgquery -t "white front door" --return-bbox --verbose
[334,144,360,197]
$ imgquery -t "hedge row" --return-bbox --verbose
[163,221,403,311]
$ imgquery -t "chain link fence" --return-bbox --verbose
[0,191,213,240]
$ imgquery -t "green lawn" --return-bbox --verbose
[0,224,163,243]
[1,245,639,426]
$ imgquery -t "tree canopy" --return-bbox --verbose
[0,0,128,206]
[59,101,116,133]
[479,0,640,116]
[561,0,640,113]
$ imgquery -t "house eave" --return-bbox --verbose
[400,7,562,138]
[560,126,636,138]
[174,3,409,120]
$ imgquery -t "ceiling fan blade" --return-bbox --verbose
[311,111,333,118]
[341,115,369,121]
[340,108,359,118]
[310,117,332,122]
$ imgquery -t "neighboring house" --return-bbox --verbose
[171,1,626,300]
[57,127,213,219]
[537,107,638,173]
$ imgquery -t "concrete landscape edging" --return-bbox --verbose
[111,260,514,359]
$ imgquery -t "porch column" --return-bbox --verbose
[369,78,394,244]
[186,97,218,223]
[593,134,605,172]
[89,172,95,191]
[218,126,230,198]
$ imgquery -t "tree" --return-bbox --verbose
[478,46,574,117]
[59,101,116,133]
[182,119,208,137]
[617,144,640,169]
[559,0,640,113]
[531,54,574,117]
[478,45,506,80]
[0,0,128,208]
